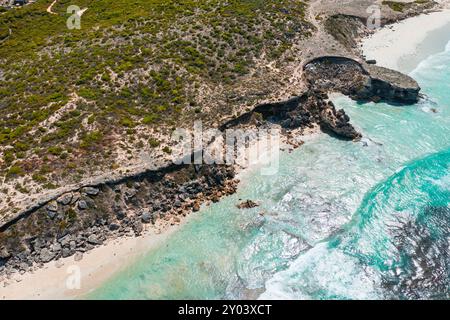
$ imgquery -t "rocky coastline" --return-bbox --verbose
[0,1,430,284]
[0,92,418,283]
[0,164,238,278]
[0,89,362,281]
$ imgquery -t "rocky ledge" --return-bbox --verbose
[222,90,361,141]
[303,56,420,104]
[363,65,421,104]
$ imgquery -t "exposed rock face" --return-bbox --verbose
[319,103,361,140]
[303,56,420,104]
[222,90,361,140]
[0,164,238,276]
[324,14,368,50]
[0,85,364,278]
[361,65,421,104]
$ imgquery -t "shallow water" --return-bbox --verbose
[88,42,450,300]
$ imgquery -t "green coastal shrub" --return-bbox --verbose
[148,138,161,148]
[0,0,310,185]
[7,165,24,176]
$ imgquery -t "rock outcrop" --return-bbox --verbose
[0,165,238,276]
[236,200,259,209]
[222,90,361,141]
[361,65,421,104]
[319,103,361,140]
[303,56,420,104]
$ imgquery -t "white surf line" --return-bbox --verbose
[46,0,57,15]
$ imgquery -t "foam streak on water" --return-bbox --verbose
[89,42,450,300]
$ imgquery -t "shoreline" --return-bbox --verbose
[361,9,450,74]
[3,5,450,301]
[0,126,317,300]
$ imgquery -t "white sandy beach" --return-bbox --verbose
[0,219,188,300]
[2,5,450,301]
[362,6,450,73]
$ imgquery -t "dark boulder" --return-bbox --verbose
[109,223,120,231]
[77,200,88,210]
[39,248,56,263]
[57,193,73,205]
[87,234,102,245]
[237,200,260,209]
[81,187,100,196]
[133,221,143,235]
[62,247,75,258]
[141,212,153,224]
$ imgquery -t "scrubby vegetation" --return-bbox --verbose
[0,0,311,202]
[382,0,431,12]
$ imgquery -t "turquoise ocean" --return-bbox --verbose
[88,41,450,300]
